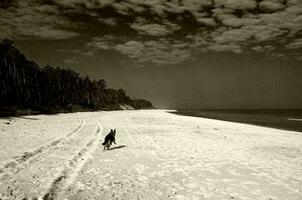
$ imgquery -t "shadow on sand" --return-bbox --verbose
[108,145,126,151]
[15,116,40,120]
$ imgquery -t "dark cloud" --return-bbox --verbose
[286,38,302,49]
[1,0,301,65]
[259,0,285,12]
[0,0,79,39]
[130,19,180,36]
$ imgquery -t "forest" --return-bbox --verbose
[0,39,153,116]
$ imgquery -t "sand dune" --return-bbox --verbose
[0,110,301,200]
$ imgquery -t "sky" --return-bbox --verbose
[0,0,302,109]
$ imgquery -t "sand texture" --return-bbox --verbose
[0,110,301,200]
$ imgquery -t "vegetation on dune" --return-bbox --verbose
[0,39,153,116]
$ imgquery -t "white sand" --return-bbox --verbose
[0,110,301,200]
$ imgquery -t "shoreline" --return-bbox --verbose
[169,110,302,133]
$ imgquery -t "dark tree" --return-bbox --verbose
[0,39,153,116]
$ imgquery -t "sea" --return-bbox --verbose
[170,110,302,133]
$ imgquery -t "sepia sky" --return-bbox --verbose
[1,0,302,109]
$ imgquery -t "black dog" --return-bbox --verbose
[102,129,116,150]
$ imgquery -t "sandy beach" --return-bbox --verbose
[0,110,301,200]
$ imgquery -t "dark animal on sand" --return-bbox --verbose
[102,129,116,150]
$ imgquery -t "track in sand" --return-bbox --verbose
[0,118,103,200]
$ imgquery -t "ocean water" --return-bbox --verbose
[170,110,302,133]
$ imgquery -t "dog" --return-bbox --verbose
[102,129,116,150]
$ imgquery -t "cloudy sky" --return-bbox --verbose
[1,0,302,109]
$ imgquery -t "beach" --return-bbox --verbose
[0,110,301,200]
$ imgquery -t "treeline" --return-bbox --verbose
[0,39,153,116]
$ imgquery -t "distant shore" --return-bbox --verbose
[170,110,302,133]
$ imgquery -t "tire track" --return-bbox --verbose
[0,118,86,178]
[42,120,104,200]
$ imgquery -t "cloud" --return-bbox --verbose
[259,0,285,12]
[87,36,116,50]
[197,18,217,26]
[87,38,191,65]
[112,1,145,14]
[211,27,252,44]
[285,38,302,49]
[115,39,191,65]
[0,1,79,40]
[130,20,180,36]
[114,41,145,58]
[98,18,117,26]
[214,0,257,10]
[24,27,78,40]
[252,45,275,52]
[207,43,243,54]
[53,0,114,9]
[222,17,260,28]
[252,46,264,52]
[1,0,302,64]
